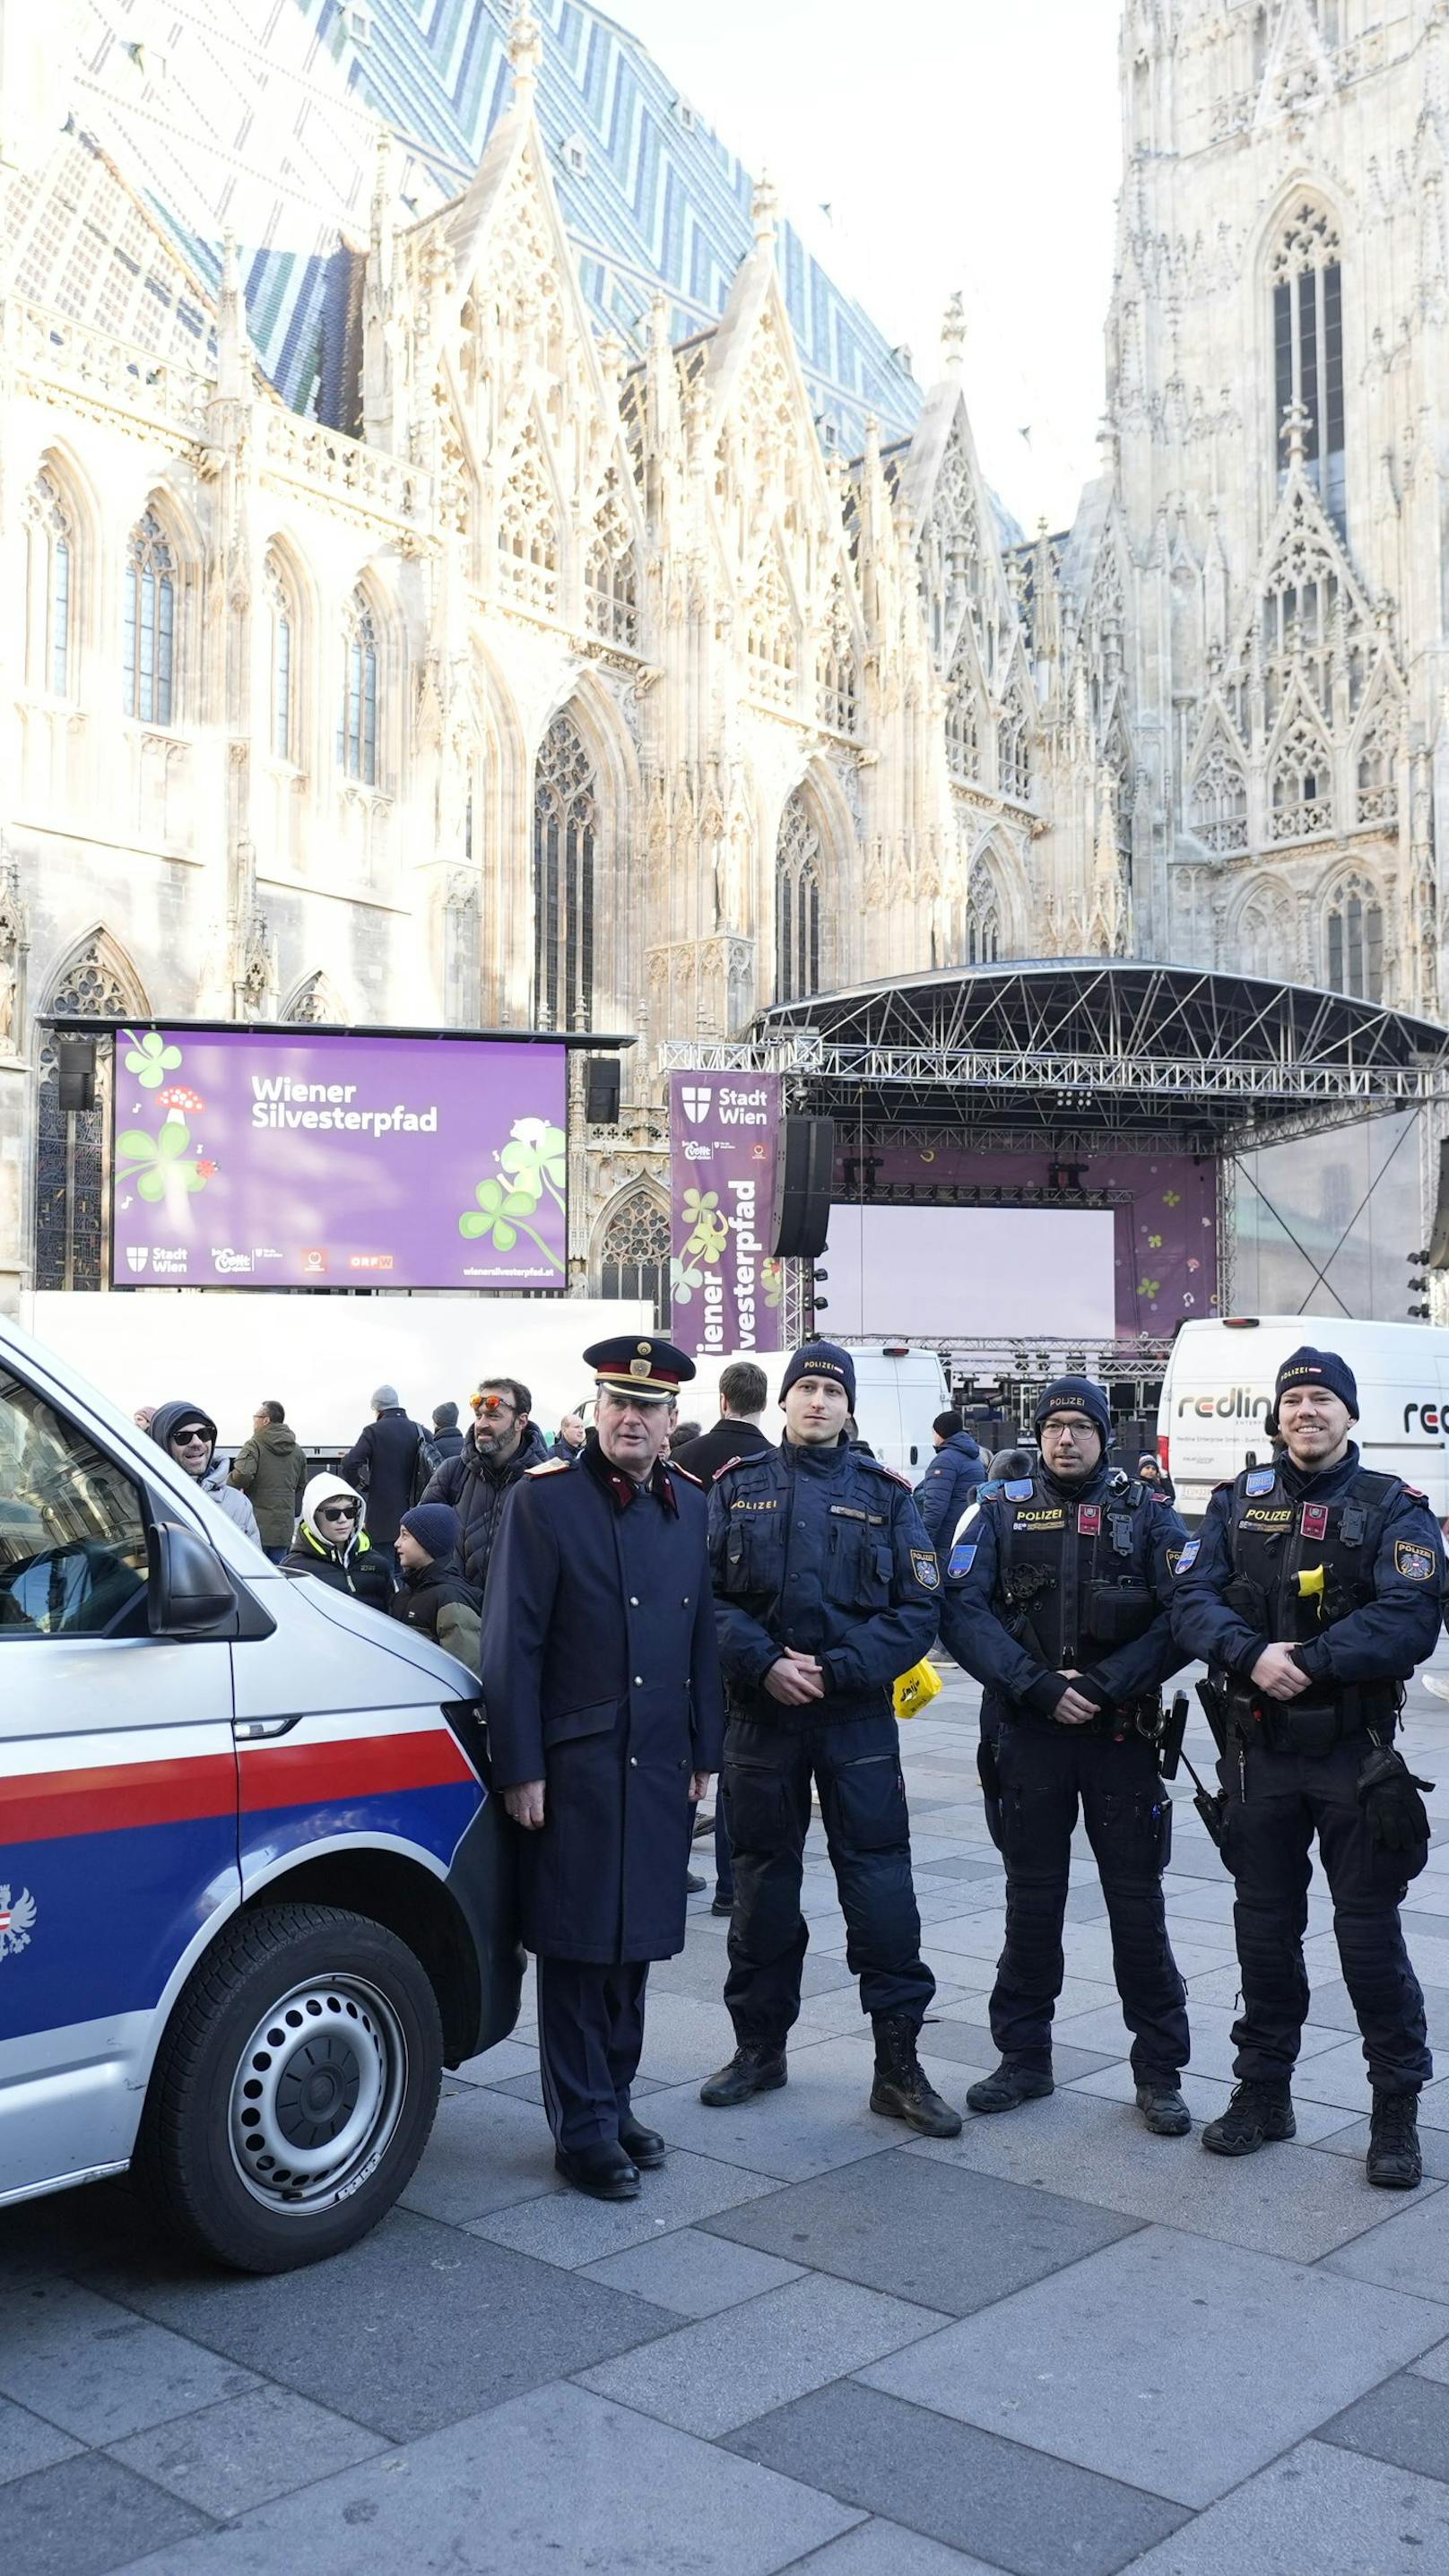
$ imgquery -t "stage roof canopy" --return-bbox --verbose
[664,960,1449,1149]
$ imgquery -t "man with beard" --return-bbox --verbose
[420,1375,550,1595]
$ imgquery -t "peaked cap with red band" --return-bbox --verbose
[585,1333,697,1403]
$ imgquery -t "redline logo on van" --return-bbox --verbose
[1176,1388,1271,1420]
[1404,1403,1445,1435]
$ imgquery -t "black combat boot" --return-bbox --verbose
[966,2059,1054,2115]
[699,2042,787,2107]
[1135,2081,1192,2138]
[1367,2090,1422,2190]
[1200,2078,1295,2156]
[870,2017,963,2138]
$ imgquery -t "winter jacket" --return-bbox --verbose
[672,1418,775,1484]
[148,1399,262,1548]
[229,1421,308,1549]
[340,1408,431,1554]
[420,1420,551,1592]
[914,1429,987,1544]
[282,1472,391,1609]
[389,1548,482,1673]
[426,1426,466,1470]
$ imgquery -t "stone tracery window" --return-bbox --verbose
[919,430,981,668]
[36,936,143,1291]
[1189,729,1249,855]
[998,678,1031,802]
[338,588,378,785]
[1272,201,1344,527]
[1236,889,1280,983]
[775,791,822,1003]
[816,580,858,736]
[964,856,1002,966]
[1269,709,1332,843]
[747,549,796,711]
[534,711,595,1030]
[1355,702,1400,828]
[945,639,981,785]
[122,507,176,724]
[24,464,74,697]
[600,1186,670,1325]
[265,550,297,763]
[1325,874,1384,1002]
[585,474,638,648]
[498,421,560,615]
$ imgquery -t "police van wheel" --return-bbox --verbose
[135,1902,443,2274]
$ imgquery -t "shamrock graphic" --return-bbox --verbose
[1147,1232,1163,1250]
[121,1029,183,1091]
[115,1122,211,1202]
[679,1187,730,1266]
[1162,1190,1181,1208]
[458,1175,563,1271]
[670,1253,706,1306]
[1138,1276,1161,1300]
[498,1116,567,1211]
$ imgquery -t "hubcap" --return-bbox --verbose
[228,1974,407,2214]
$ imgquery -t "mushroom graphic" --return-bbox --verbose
[155,1084,204,1133]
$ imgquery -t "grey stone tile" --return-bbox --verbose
[489,2066,667,2106]
[788,2520,1003,2574]
[470,2146,783,2268]
[113,2381,859,2574]
[576,2271,950,2438]
[0,2396,82,2485]
[706,2146,1139,2315]
[1327,2183,1449,2307]
[913,1853,1005,1884]
[108,2386,386,2520]
[907,2018,1117,2080]
[725,2380,1185,2576]
[1414,2333,1449,2383]
[0,2450,211,2576]
[637,1990,768,2087]
[1317,2369,1449,2484]
[909,2083,1417,2260]
[1302,1978,1449,2048]
[1054,1998,1353,2086]
[862,2223,1447,2509]
[643,2036,962,2181]
[1068,2061,1358,2143]
[399,2083,563,2224]
[448,2036,540,2087]
[580,2230,805,2318]
[1123,2438,1449,2574]
[0,2282,257,2445]
[78,2208,672,2443]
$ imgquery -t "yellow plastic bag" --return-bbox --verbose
[893,1657,943,1721]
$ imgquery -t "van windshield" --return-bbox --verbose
[0,1374,148,1637]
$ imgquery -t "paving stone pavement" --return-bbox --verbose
[4,1657,1449,2572]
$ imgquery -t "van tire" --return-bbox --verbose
[134,1902,443,2274]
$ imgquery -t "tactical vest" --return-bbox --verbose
[994,1472,1159,1674]
[1222,1460,1403,1740]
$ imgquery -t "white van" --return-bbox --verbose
[681,1342,950,1478]
[0,1313,521,2271]
[1158,1315,1449,1522]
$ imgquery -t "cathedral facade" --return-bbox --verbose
[0,0,1444,1313]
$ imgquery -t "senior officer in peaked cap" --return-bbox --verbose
[1173,1344,1444,2189]
[480,1334,724,2200]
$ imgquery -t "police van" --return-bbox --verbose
[0,1314,522,2271]
[1157,1315,1449,1525]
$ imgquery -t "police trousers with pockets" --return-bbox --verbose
[722,1711,935,2044]
[991,1718,1189,2084]
[1223,1734,1432,2095]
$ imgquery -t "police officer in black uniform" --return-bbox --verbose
[480,1334,724,2201]
[1173,1345,1442,2189]
[700,1340,960,2138]
[940,1375,1193,2136]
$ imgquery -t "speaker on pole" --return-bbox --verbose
[56,1036,97,1115]
[771,1116,834,1260]
[584,1056,620,1124]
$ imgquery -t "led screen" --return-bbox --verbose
[823,1204,1117,1339]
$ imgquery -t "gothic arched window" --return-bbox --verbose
[1270,710,1332,843]
[499,421,560,615]
[1237,889,1279,983]
[775,792,822,1004]
[964,858,1002,966]
[585,475,638,647]
[944,642,980,785]
[747,550,796,711]
[339,589,378,785]
[600,1187,670,1325]
[998,679,1031,802]
[1189,731,1249,855]
[1325,876,1384,1002]
[123,507,176,724]
[265,551,299,762]
[533,711,596,1030]
[25,465,74,696]
[36,936,145,1291]
[1272,201,1344,527]
[1355,703,1400,828]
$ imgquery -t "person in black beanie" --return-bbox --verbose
[392,1502,481,1672]
[1174,1344,1444,2189]
[700,1340,959,2138]
[939,1375,1193,2138]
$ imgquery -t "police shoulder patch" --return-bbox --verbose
[910,1547,941,1591]
[1004,1478,1035,1501]
[712,1455,750,1480]
[671,1462,705,1487]
[1170,1537,1201,1574]
[947,1540,977,1580]
[1394,1540,1436,1582]
[1244,1469,1276,1496]
[525,1457,573,1477]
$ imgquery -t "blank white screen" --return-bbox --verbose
[823,1206,1117,1339]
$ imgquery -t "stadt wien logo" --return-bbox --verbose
[0,1886,37,1960]
[681,1086,712,1124]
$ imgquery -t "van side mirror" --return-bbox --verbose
[148,1521,239,1638]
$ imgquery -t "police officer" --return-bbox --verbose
[1173,1345,1442,2189]
[699,1340,960,2138]
[480,1335,724,2201]
[939,1376,1193,2137]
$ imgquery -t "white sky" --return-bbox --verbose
[600,0,1124,532]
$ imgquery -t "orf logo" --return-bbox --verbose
[126,1246,149,1274]
[681,1086,711,1124]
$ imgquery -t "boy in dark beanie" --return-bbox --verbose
[392,1502,482,1673]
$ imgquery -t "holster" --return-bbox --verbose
[1083,1580,1157,1649]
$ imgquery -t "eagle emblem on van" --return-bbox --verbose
[0,1887,36,1959]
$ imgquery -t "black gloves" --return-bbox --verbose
[1357,1743,1435,1855]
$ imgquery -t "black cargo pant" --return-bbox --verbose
[723,1709,935,2045]
[988,1714,1189,2083]
[1222,1733,1431,2095]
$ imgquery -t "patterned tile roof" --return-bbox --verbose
[74,0,924,454]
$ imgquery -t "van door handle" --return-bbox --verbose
[233,1715,302,1741]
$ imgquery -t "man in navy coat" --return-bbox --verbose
[481,1334,724,2201]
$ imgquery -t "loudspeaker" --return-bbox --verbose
[584,1056,620,1124]
[771,1115,834,1260]
[1427,1141,1449,1271]
[56,1036,97,1115]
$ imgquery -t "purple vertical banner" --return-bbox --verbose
[669,1071,785,1358]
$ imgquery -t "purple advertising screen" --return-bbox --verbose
[111,1028,568,1290]
[669,1071,784,1357]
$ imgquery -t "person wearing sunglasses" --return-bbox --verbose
[417,1375,550,1595]
[282,1472,389,1608]
[149,1401,261,1548]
